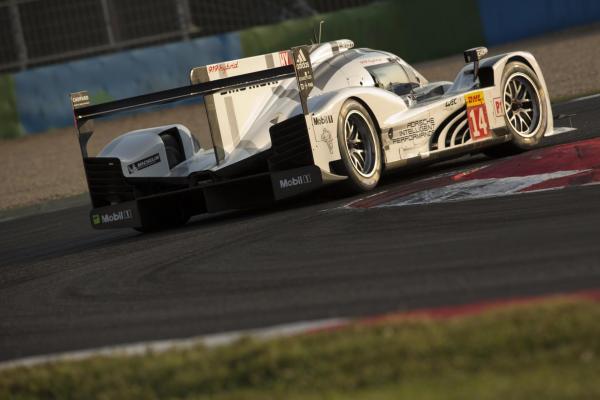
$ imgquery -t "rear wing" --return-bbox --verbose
[71,46,315,163]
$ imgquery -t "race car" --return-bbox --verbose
[71,39,569,231]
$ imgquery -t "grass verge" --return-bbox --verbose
[0,74,22,139]
[1,297,599,399]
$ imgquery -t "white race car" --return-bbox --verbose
[71,39,566,231]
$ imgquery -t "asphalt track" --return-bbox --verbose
[2,96,600,362]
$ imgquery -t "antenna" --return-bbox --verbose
[318,20,324,44]
[312,20,325,44]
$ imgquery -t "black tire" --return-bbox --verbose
[162,134,185,169]
[482,143,521,158]
[485,61,548,157]
[134,209,190,233]
[336,100,382,192]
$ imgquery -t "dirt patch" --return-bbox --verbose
[1,24,599,211]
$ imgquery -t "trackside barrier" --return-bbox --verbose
[2,0,600,137]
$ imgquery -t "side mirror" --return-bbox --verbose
[463,47,488,81]
[392,82,419,96]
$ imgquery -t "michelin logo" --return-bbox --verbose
[127,153,160,174]
[279,174,312,189]
[93,209,133,225]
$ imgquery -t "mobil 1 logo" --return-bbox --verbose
[280,174,312,189]
[271,166,322,200]
[92,209,133,226]
[292,46,314,114]
[90,203,140,229]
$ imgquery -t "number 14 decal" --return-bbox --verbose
[464,90,491,141]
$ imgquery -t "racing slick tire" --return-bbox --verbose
[134,209,190,233]
[484,61,548,158]
[162,133,185,169]
[337,100,382,192]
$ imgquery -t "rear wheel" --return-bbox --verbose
[337,100,382,192]
[484,61,548,158]
[134,208,190,233]
[161,134,185,169]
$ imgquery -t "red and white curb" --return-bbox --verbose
[1,289,599,371]
[347,137,600,209]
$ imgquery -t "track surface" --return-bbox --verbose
[1,97,600,362]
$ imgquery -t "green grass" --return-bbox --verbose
[1,298,599,399]
[0,74,22,139]
[240,0,484,64]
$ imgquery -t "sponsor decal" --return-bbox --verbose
[312,114,334,125]
[293,47,313,91]
[337,40,354,49]
[207,61,239,74]
[127,153,161,174]
[280,174,312,189]
[390,117,435,144]
[279,51,291,66]
[292,46,314,114]
[320,127,334,154]
[359,57,386,65]
[294,49,310,70]
[465,90,485,107]
[493,97,504,117]
[70,91,90,109]
[465,90,491,141]
[94,209,134,225]
[445,98,458,107]
[219,80,279,95]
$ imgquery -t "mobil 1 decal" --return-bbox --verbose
[464,90,491,141]
[292,46,314,114]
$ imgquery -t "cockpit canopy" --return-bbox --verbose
[365,60,421,96]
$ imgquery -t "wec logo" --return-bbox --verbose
[279,174,312,189]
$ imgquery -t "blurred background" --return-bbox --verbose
[1,0,600,138]
[0,0,376,72]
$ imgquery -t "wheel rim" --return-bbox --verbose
[344,110,377,178]
[503,72,542,138]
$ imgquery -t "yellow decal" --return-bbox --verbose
[464,90,485,107]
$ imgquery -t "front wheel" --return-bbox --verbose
[336,100,382,192]
[485,61,548,158]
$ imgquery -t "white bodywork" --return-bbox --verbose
[99,40,558,181]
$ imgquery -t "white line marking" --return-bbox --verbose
[544,126,576,137]
[329,190,389,211]
[0,318,348,371]
[565,93,600,103]
[375,170,582,208]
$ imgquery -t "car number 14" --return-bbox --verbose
[464,90,491,141]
